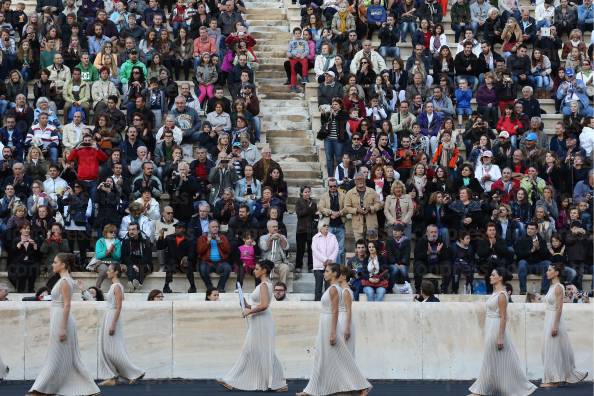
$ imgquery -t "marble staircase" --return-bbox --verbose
[245,0,325,264]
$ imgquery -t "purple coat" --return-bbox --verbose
[476,84,498,107]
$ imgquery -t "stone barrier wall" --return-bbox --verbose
[0,301,592,381]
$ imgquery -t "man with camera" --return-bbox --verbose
[66,133,108,196]
[167,160,200,223]
[158,221,197,293]
[121,222,153,292]
[208,152,239,204]
[197,219,232,292]
[259,219,291,285]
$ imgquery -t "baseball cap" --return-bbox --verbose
[565,67,574,77]
[232,141,241,148]
[393,224,405,232]
[498,131,510,139]
[481,150,493,158]
[525,132,537,141]
[324,70,335,78]
[173,221,186,228]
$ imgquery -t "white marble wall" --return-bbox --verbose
[0,301,592,381]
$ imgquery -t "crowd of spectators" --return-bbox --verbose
[302,0,594,301]
[0,0,592,302]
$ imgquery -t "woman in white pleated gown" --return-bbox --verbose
[98,263,145,387]
[219,260,287,392]
[298,263,371,396]
[338,265,356,357]
[0,354,8,380]
[540,263,588,388]
[469,267,536,396]
[28,253,100,396]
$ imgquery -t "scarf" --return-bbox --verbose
[323,54,334,71]
[413,175,427,197]
[439,141,455,168]
[338,10,349,33]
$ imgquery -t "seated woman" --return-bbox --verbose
[24,146,49,182]
[33,96,61,129]
[263,167,288,214]
[234,164,261,213]
[92,223,122,290]
[26,180,58,217]
[361,240,388,302]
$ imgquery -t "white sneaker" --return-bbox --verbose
[132,279,140,290]
[127,281,134,292]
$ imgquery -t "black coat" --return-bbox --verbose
[414,236,451,263]
[9,239,38,278]
[157,234,195,271]
[385,236,411,266]
[515,234,550,264]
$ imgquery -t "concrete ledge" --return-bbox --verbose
[0,270,294,294]
[0,301,591,380]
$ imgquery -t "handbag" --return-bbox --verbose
[361,269,389,289]
[316,122,329,140]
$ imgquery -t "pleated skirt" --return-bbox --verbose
[222,310,286,391]
[0,353,8,379]
[303,313,371,396]
[99,309,145,381]
[469,316,536,396]
[338,311,356,358]
[29,306,100,396]
[542,310,588,384]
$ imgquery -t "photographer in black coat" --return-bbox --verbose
[157,221,197,293]
[121,222,152,291]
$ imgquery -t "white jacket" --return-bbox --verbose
[429,34,448,55]
[579,126,594,157]
[119,214,155,242]
[535,4,555,22]
[314,54,336,78]
[350,50,387,75]
[475,163,501,193]
[91,79,119,104]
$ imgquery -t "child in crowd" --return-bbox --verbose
[238,231,256,285]
[455,78,473,129]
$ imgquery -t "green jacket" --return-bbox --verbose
[119,60,147,84]
[75,62,99,83]
[451,2,471,24]
[63,79,91,105]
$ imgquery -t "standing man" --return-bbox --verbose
[344,172,382,242]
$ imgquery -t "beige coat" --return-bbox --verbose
[384,194,414,226]
[318,190,347,224]
[343,187,382,234]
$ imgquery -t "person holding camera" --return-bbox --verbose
[208,151,239,205]
[121,222,153,292]
[157,221,196,293]
[197,219,232,292]
[66,133,108,197]
[259,219,291,286]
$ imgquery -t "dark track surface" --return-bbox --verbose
[2,379,592,395]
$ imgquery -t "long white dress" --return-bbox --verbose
[222,281,286,391]
[29,277,100,396]
[338,286,356,357]
[542,283,587,384]
[0,354,7,379]
[303,284,371,396]
[99,282,145,381]
[469,290,537,396]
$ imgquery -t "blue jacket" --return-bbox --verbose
[417,111,443,137]
[454,88,472,109]
[578,4,594,24]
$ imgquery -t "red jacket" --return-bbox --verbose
[491,178,520,204]
[66,146,108,181]
[496,116,523,136]
[196,234,231,265]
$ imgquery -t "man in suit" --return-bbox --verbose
[157,221,197,293]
